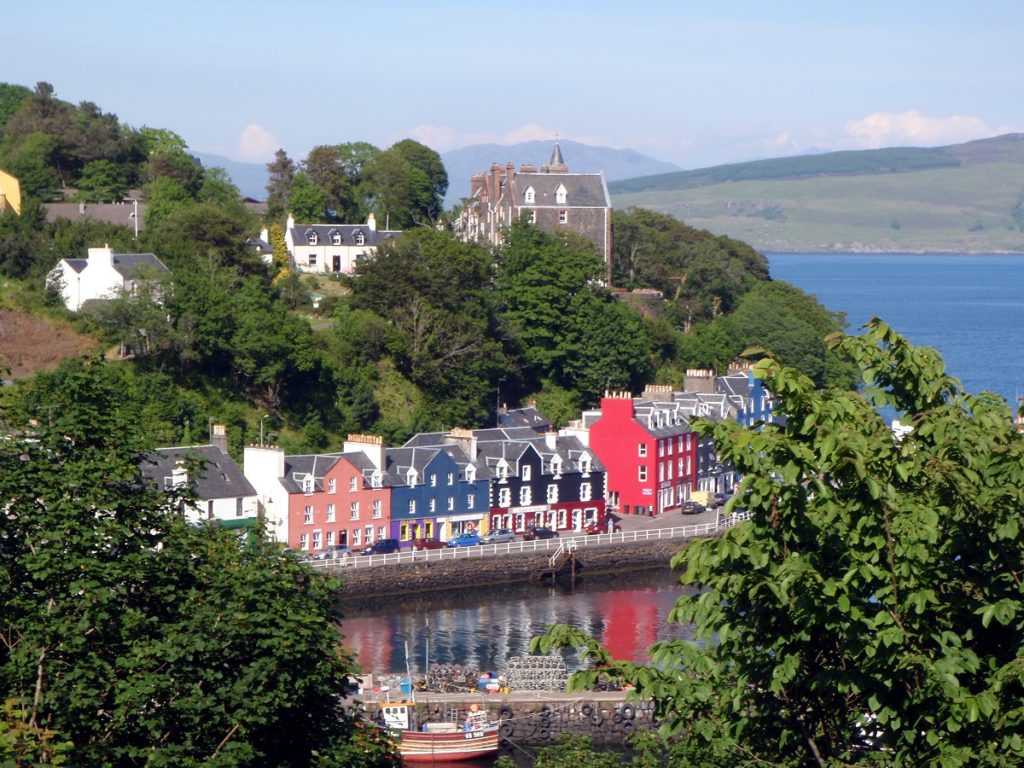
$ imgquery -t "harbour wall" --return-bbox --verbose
[330,539,686,598]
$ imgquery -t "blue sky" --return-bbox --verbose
[5,1,1022,170]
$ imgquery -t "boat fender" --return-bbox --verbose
[622,719,636,734]
[620,704,635,720]
[581,704,594,718]
[498,706,513,720]
[499,721,514,738]
[612,711,623,724]
[590,712,604,727]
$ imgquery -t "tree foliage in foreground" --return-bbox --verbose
[0,360,400,767]
[536,320,1024,767]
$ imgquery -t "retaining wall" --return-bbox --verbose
[331,539,685,598]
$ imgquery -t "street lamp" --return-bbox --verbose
[260,414,269,446]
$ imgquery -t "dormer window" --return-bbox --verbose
[307,232,318,245]
[303,476,314,494]
[407,469,418,486]
[355,231,366,246]
[465,466,476,483]
[371,470,382,488]
[580,454,592,474]
[332,232,342,246]
[551,457,562,477]
[555,184,567,205]
[524,186,535,204]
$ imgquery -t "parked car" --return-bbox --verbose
[411,537,447,550]
[523,526,559,541]
[682,500,706,515]
[585,520,620,535]
[714,492,731,507]
[480,528,516,544]
[361,538,400,555]
[447,531,482,548]
[315,544,352,560]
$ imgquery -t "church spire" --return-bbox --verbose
[541,138,568,174]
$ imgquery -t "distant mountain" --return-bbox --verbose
[193,152,268,201]
[609,134,1024,253]
[441,140,679,208]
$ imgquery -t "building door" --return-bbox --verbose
[572,508,582,530]
[333,255,341,272]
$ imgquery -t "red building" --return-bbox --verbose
[588,390,697,516]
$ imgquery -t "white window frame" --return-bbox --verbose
[558,210,567,224]
[519,487,531,506]
[581,482,592,502]
[350,501,359,520]
[304,505,313,524]
[498,488,511,507]
[547,484,558,503]
[373,499,382,518]
[326,503,336,522]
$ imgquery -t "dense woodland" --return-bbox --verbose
[0,82,851,455]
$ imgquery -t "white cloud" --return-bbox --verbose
[237,124,281,161]
[843,110,994,148]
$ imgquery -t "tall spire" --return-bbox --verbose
[550,141,564,167]
[541,138,568,174]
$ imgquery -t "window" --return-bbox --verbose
[639,466,648,482]
[555,184,567,204]
[352,528,362,546]
[524,186,535,203]
[373,499,382,518]
[581,482,592,501]
[558,210,567,224]
[378,526,386,541]
[638,443,648,457]
[429,498,436,513]
[430,474,437,487]
[304,505,313,524]
[658,463,665,482]
[551,457,562,476]
[447,472,454,485]
[326,530,334,547]
[326,503,336,522]
[299,533,308,549]
[498,488,511,507]
[521,464,531,481]
[399,523,409,541]
[355,232,365,246]
[303,477,314,494]
[519,487,531,506]
[580,456,591,474]
[328,478,336,494]
[467,493,476,509]
[312,530,321,549]
[465,466,476,483]
[349,477,357,492]
[447,496,455,511]
[547,484,558,503]
[678,458,685,476]
[308,254,318,267]
[407,469,418,485]
[332,233,341,245]
[409,499,416,514]
[307,232,318,245]
[528,210,536,224]
[365,525,373,544]
[350,501,359,520]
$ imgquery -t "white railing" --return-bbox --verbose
[309,511,750,570]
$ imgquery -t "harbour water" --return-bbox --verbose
[768,252,1024,410]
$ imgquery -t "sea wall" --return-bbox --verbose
[409,694,656,748]
[330,539,685,598]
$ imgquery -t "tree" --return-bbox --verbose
[0,359,400,767]
[363,149,435,228]
[389,139,448,217]
[265,148,295,219]
[537,320,1024,767]
[288,170,327,222]
[303,145,357,221]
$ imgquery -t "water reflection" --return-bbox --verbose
[339,569,696,675]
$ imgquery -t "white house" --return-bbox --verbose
[49,245,168,311]
[284,213,400,275]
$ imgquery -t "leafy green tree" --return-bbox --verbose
[0,198,45,278]
[288,170,327,222]
[537,320,1024,767]
[198,166,244,209]
[0,82,32,131]
[1,131,61,197]
[75,158,130,202]
[389,139,448,217]
[363,149,435,228]
[303,145,358,221]
[0,359,400,767]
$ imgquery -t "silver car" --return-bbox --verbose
[481,528,516,544]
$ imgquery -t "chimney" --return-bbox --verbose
[259,226,269,242]
[367,212,377,231]
[544,430,557,450]
[88,245,114,266]
[286,212,295,230]
[343,433,385,470]
[444,427,478,460]
[684,369,716,394]
[211,423,228,453]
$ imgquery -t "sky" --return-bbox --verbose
[5,1,1023,171]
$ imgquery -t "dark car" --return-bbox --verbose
[523,526,559,541]
[411,537,446,551]
[361,538,400,555]
[682,500,706,515]
[447,532,482,548]
[714,492,731,507]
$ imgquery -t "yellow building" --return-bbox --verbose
[0,168,22,215]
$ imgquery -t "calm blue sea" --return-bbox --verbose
[768,253,1024,411]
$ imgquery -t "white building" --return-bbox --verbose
[284,213,400,274]
[49,245,168,311]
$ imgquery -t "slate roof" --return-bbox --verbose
[279,451,386,493]
[289,224,401,247]
[143,445,256,500]
[513,172,609,208]
[112,252,168,279]
[64,259,88,274]
[497,406,552,433]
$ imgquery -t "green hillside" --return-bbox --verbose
[610,134,1024,252]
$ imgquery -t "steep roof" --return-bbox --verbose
[289,223,400,247]
[111,252,168,279]
[143,445,256,500]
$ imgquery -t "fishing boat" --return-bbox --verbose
[376,700,500,763]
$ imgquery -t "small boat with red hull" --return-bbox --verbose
[377,700,499,763]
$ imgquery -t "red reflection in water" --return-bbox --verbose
[599,588,663,661]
